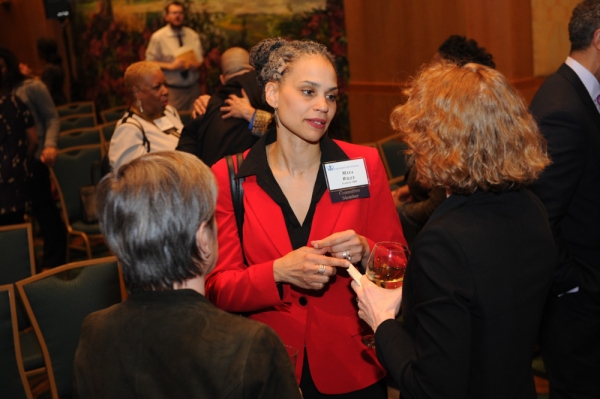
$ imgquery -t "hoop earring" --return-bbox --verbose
[138,99,144,114]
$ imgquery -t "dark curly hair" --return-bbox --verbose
[249,38,336,88]
[569,0,600,52]
[438,35,496,68]
[0,47,26,92]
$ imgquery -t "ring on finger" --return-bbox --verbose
[317,264,326,275]
[342,250,352,262]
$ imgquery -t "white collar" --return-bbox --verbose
[565,56,600,103]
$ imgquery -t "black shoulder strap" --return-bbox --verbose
[122,110,150,153]
[226,152,246,264]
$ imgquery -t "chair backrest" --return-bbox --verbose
[0,284,34,399]
[50,145,102,224]
[59,114,97,132]
[99,121,117,143]
[0,223,37,329]
[0,223,36,285]
[57,127,103,150]
[376,133,409,181]
[100,105,128,123]
[56,101,95,119]
[16,257,123,398]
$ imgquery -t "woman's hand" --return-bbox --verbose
[192,95,210,118]
[391,185,412,207]
[220,89,256,121]
[311,230,370,268]
[273,246,351,290]
[351,275,403,333]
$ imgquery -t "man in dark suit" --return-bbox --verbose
[176,47,273,166]
[529,1,600,397]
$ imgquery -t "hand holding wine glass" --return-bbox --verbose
[351,241,409,348]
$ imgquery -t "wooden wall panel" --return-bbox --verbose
[344,0,536,144]
[0,0,70,99]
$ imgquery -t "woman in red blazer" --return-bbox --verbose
[206,38,406,398]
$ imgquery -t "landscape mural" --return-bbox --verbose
[71,0,350,139]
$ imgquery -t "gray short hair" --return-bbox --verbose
[96,151,217,293]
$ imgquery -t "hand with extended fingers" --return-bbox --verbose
[273,246,352,290]
[351,275,403,333]
[311,230,371,268]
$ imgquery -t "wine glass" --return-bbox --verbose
[361,241,410,348]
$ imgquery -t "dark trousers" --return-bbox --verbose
[540,288,600,399]
[30,160,66,270]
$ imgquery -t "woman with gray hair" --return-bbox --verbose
[73,151,301,398]
[108,61,184,171]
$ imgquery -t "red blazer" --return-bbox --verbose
[206,140,406,394]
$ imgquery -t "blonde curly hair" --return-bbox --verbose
[390,62,550,194]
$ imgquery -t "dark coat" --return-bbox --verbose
[375,189,556,399]
[176,70,273,167]
[527,62,600,398]
[529,63,600,296]
[74,289,301,399]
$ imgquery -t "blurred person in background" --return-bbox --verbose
[0,47,65,269]
[145,1,203,112]
[109,61,183,171]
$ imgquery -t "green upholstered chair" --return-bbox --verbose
[50,145,104,260]
[16,257,124,399]
[56,102,95,119]
[0,284,34,399]
[99,121,117,143]
[59,114,97,132]
[0,224,45,376]
[100,105,128,124]
[376,133,409,186]
[0,223,36,286]
[56,127,103,150]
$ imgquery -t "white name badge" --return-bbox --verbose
[323,159,370,203]
[153,116,176,132]
[153,116,180,137]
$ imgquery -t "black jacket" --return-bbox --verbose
[376,189,556,399]
[176,70,273,167]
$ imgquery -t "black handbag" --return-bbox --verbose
[225,152,246,265]
[79,161,101,224]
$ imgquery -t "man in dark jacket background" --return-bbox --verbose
[529,1,600,397]
[176,47,273,166]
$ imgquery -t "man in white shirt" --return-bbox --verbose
[145,1,203,112]
[529,1,600,398]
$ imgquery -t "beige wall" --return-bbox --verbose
[531,0,578,76]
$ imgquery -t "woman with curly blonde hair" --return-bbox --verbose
[352,62,557,398]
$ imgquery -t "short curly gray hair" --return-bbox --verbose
[249,38,336,87]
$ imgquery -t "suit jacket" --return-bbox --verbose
[206,139,405,394]
[176,70,273,167]
[529,63,600,296]
[74,289,301,399]
[375,189,556,399]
